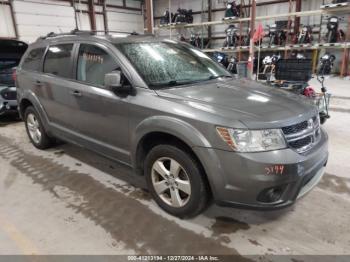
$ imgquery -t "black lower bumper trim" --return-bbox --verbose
[215,199,294,211]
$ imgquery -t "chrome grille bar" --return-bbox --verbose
[282,116,321,154]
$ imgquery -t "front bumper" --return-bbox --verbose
[193,128,328,210]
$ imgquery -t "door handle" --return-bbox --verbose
[71,90,82,97]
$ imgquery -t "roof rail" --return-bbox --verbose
[37,29,139,40]
[93,30,139,35]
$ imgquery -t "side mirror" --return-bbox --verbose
[104,71,131,93]
[105,71,121,90]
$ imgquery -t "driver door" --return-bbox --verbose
[70,43,131,164]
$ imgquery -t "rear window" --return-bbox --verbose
[0,59,19,86]
[0,59,19,71]
[43,44,73,78]
[22,48,46,71]
[0,40,28,55]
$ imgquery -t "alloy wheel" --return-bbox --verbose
[27,113,42,144]
[151,157,191,208]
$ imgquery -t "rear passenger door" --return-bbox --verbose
[39,43,80,130]
[70,43,131,164]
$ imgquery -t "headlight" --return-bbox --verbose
[216,127,287,152]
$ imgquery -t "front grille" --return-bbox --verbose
[289,136,312,149]
[282,116,320,154]
[0,90,17,100]
[282,121,308,135]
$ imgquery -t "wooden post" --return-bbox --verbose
[340,15,350,77]
[88,0,96,31]
[145,0,154,34]
[238,0,243,61]
[284,0,293,59]
[294,0,301,35]
[248,0,256,79]
[9,0,19,38]
[102,0,108,33]
[312,49,318,74]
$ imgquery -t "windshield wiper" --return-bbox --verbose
[208,75,232,80]
[150,79,198,89]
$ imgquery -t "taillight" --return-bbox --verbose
[12,68,17,82]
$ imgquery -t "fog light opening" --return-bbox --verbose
[258,186,285,203]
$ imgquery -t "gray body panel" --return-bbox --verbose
[16,34,328,209]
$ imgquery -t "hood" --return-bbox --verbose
[155,78,318,129]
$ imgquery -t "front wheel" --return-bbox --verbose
[145,144,210,218]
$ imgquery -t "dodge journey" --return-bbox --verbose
[16,31,328,217]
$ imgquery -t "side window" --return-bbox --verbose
[77,44,119,87]
[22,48,45,71]
[43,44,73,78]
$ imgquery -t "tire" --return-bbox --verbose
[24,106,55,149]
[144,144,210,218]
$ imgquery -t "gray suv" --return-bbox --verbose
[16,32,328,218]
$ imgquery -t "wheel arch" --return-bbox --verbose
[19,91,50,132]
[131,116,212,177]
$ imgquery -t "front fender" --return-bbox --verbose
[130,116,212,164]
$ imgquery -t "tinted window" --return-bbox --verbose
[22,48,45,71]
[77,44,119,87]
[0,40,28,56]
[44,44,73,78]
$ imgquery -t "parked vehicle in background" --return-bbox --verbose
[224,0,241,18]
[160,9,172,25]
[326,16,345,43]
[190,33,201,48]
[159,8,193,25]
[212,52,237,74]
[17,32,328,218]
[213,52,229,67]
[0,39,28,116]
[224,25,239,47]
[297,25,313,44]
[227,56,238,74]
[268,24,287,46]
[173,8,193,24]
[259,54,281,81]
[319,53,336,75]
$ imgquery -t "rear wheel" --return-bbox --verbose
[24,106,54,149]
[145,144,210,218]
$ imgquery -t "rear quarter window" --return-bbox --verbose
[22,48,46,71]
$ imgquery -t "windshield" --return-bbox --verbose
[115,41,231,89]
